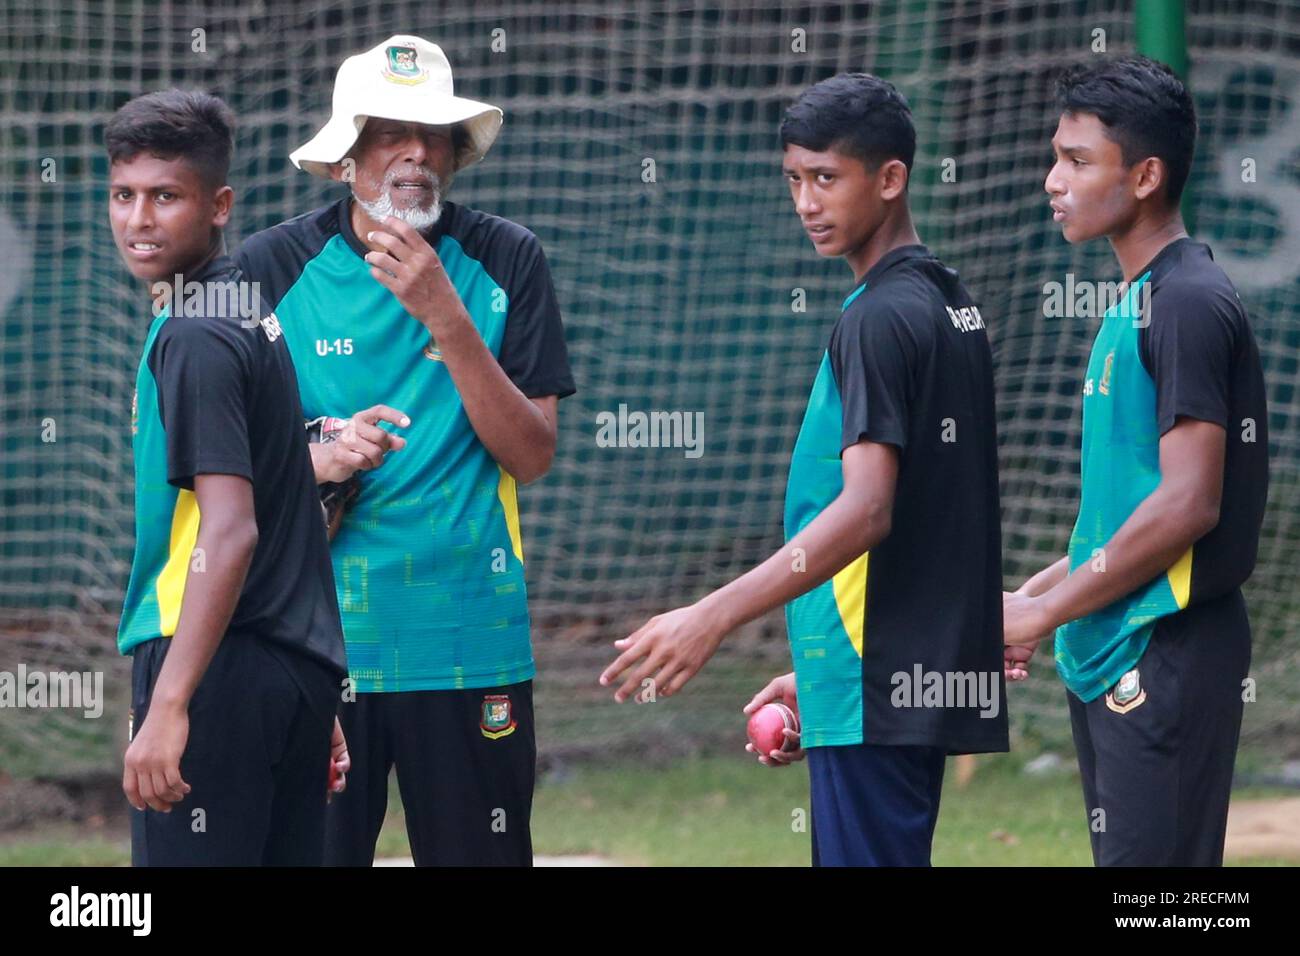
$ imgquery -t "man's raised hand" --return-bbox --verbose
[312,404,410,483]
[363,216,468,336]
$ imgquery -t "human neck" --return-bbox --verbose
[1108,208,1188,283]
[845,207,922,285]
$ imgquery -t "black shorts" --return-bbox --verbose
[324,681,536,867]
[1067,588,1251,866]
[129,633,340,866]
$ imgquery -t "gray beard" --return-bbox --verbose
[354,171,446,230]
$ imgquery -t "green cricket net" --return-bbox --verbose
[1,1,1297,781]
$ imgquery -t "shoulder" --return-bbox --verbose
[152,265,260,361]
[447,203,541,250]
[443,203,546,275]
[153,312,252,356]
[236,201,343,273]
[235,201,345,313]
[831,293,922,373]
[145,314,254,399]
[1146,246,1245,336]
[241,200,342,252]
[841,268,945,340]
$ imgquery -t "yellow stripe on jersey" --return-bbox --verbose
[496,466,524,564]
[155,489,201,636]
[1167,545,1193,609]
[832,552,869,658]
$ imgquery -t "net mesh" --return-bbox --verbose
[2,0,1297,776]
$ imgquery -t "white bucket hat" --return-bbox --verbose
[290,35,503,178]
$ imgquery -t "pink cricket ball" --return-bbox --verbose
[747,702,800,755]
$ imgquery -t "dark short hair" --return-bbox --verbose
[1055,55,1197,205]
[104,89,234,190]
[780,73,916,176]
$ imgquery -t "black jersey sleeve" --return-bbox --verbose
[830,301,921,453]
[495,232,576,400]
[1140,283,1238,435]
[149,318,254,489]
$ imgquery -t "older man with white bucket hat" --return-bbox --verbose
[236,34,575,867]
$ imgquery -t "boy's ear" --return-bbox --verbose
[880,158,909,200]
[212,184,234,229]
[1132,156,1167,204]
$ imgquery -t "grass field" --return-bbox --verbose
[1,752,1293,866]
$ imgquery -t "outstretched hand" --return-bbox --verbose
[599,604,725,703]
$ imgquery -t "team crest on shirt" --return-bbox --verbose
[1099,351,1114,396]
[382,45,428,85]
[480,694,517,739]
[1105,668,1146,714]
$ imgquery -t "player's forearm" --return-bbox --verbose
[148,520,257,712]
[699,488,891,636]
[1038,484,1217,632]
[434,315,556,483]
[1017,555,1069,597]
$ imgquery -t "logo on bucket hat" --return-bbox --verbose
[383,44,427,85]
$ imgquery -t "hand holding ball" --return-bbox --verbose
[747,702,800,755]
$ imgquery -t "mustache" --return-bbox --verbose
[382,166,442,189]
